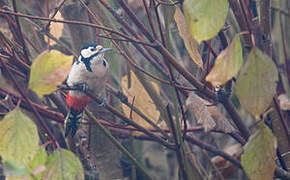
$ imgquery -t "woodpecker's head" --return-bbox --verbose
[78,43,112,72]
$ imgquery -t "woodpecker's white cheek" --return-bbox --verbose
[81,47,94,58]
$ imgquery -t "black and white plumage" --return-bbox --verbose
[65,43,111,137]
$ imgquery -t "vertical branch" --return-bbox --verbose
[279,12,290,85]
[152,0,188,136]
[11,0,30,65]
[142,0,158,39]
[166,105,188,180]
[152,0,166,45]
[259,0,272,57]
[238,0,255,47]
[228,0,251,49]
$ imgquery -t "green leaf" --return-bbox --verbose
[206,35,243,86]
[3,160,29,178]
[241,123,277,180]
[43,149,84,180]
[183,0,229,43]
[235,48,278,118]
[28,50,73,96]
[174,8,203,68]
[27,148,47,180]
[0,108,40,166]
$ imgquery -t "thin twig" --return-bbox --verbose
[184,135,243,169]
[142,0,158,39]
[279,12,290,85]
[98,0,169,74]
[154,0,181,8]
[0,9,155,48]
[166,105,188,180]
[95,33,156,47]
[43,0,66,30]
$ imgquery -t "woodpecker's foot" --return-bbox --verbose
[217,88,230,102]
[73,82,89,93]
[98,97,107,107]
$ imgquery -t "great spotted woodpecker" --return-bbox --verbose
[65,43,111,137]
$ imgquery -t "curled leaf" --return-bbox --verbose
[206,35,243,86]
[211,144,243,178]
[186,92,216,132]
[186,92,236,133]
[174,8,203,68]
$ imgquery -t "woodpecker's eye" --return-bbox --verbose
[90,48,95,51]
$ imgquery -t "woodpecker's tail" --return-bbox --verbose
[64,108,83,137]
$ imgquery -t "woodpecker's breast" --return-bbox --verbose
[66,57,109,98]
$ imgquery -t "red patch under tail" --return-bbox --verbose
[65,92,91,137]
[66,92,91,111]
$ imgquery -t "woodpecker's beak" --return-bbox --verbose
[99,48,112,54]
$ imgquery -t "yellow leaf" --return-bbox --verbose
[235,48,278,119]
[184,0,229,43]
[206,35,243,87]
[44,11,64,46]
[121,71,160,129]
[0,108,40,166]
[241,123,277,180]
[28,50,73,97]
[174,8,203,68]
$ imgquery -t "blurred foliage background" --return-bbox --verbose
[0,0,289,180]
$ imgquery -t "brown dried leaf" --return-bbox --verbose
[186,92,236,133]
[211,144,243,178]
[186,92,215,132]
[174,8,203,68]
[207,106,237,133]
[121,70,160,129]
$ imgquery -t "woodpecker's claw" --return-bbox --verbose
[98,97,107,107]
